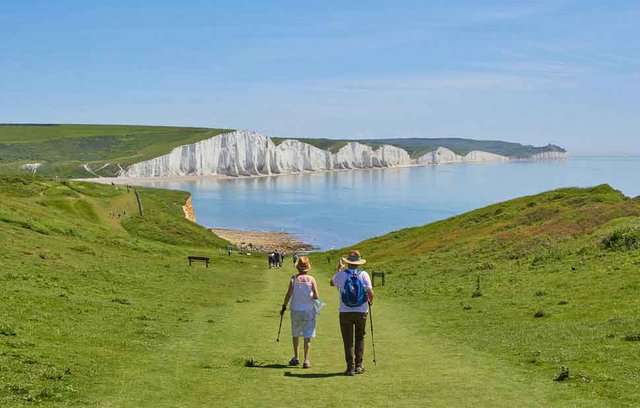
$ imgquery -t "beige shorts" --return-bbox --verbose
[290,309,316,338]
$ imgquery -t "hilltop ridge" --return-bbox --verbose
[316,184,640,405]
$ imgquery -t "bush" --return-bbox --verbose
[601,226,640,251]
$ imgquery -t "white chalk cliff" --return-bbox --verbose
[416,147,510,165]
[120,130,566,178]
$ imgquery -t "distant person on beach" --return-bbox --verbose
[279,251,285,267]
[273,251,281,268]
[268,252,276,268]
[292,253,299,266]
[280,256,319,369]
[227,247,232,256]
[330,250,374,376]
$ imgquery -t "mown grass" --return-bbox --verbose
[0,124,232,177]
[316,184,640,405]
[1,176,638,407]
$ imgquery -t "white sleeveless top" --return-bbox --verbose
[290,277,315,312]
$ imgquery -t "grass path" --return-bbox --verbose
[90,260,587,407]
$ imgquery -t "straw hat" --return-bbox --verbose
[341,250,367,266]
[296,256,311,273]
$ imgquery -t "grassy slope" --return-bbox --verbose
[317,184,640,405]
[1,177,637,407]
[0,124,232,178]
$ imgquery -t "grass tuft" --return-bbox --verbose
[553,366,570,382]
[244,358,260,367]
[0,323,17,336]
[534,310,549,319]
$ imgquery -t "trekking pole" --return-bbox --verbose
[369,302,377,365]
[276,311,284,342]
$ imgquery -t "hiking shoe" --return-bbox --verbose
[344,368,355,376]
[303,361,311,369]
[288,357,299,366]
[355,366,365,374]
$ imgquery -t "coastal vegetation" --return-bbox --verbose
[0,124,232,178]
[1,175,638,406]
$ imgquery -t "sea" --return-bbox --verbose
[136,158,640,250]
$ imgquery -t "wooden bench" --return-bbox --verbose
[371,271,386,287]
[188,256,210,268]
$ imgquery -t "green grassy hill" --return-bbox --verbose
[1,175,639,406]
[318,184,640,405]
[0,124,232,178]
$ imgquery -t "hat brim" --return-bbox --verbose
[341,257,366,265]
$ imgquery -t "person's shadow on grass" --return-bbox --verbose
[283,371,344,379]
[249,364,289,369]
[246,363,344,378]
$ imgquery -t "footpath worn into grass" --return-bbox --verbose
[1,177,639,406]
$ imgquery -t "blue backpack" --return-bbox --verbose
[341,269,367,307]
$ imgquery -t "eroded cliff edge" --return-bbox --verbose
[120,130,567,178]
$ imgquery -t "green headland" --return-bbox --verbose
[1,174,639,407]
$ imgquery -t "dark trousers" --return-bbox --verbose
[339,312,367,369]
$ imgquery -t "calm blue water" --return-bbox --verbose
[137,158,640,250]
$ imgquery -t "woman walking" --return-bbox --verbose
[280,256,319,368]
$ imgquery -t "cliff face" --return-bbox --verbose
[121,130,412,178]
[527,151,568,161]
[120,130,566,178]
[183,196,196,222]
[416,147,510,165]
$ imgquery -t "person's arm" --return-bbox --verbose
[330,261,346,287]
[364,272,375,303]
[311,277,319,300]
[280,279,294,315]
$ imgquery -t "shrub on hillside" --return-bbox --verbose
[601,226,640,251]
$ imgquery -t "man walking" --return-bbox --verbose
[330,250,374,376]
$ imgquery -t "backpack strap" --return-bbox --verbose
[346,268,361,277]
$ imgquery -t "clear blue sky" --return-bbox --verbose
[1,1,638,155]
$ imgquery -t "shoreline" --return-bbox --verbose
[211,227,316,253]
[78,156,568,186]
[180,194,314,252]
[79,164,416,185]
